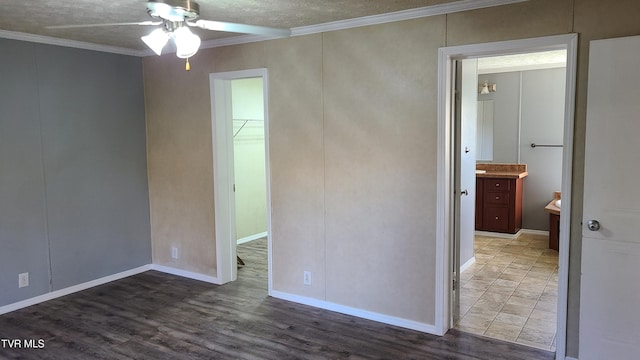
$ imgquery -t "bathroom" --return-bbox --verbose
[455,50,567,350]
[475,53,566,235]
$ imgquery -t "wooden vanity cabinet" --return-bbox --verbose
[475,177,523,234]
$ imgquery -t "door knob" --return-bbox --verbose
[460,189,468,196]
[587,220,600,231]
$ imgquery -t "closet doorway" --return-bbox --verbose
[210,69,272,291]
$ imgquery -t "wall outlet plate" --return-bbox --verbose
[303,271,311,285]
[171,246,179,259]
[18,272,29,288]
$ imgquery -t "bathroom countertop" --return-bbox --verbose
[476,171,528,179]
[545,200,561,215]
[545,191,561,216]
[475,163,528,179]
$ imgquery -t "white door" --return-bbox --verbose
[453,59,478,323]
[580,35,640,359]
[458,58,478,270]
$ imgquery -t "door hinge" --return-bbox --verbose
[233,184,236,192]
[453,279,457,291]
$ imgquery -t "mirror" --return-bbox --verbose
[476,100,494,161]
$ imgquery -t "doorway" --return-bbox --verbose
[435,34,577,359]
[209,69,272,292]
[457,51,567,350]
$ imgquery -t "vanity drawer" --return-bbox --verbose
[483,207,510,232]
[486,179,510,191]
[485,192,509,205]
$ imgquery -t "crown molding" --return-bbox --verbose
[291,0,528,37]
[0,29,144,57]
[199,33,279,50]
[199,0,528,50]
[0,0,528,56]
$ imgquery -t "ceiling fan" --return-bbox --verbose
[48,0,291,69]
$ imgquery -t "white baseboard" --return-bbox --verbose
[237,232,268,245]
[475,230,523,239]
[0,263,227,316]
[520,229,550,236]
[460,256,476,273]
[475,228,549,239]
[0,265,151,315]
[270,290,438,335]
[149,264,222,285]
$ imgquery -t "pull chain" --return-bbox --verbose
[185,58,191,71]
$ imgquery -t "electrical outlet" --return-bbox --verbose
[171,246,179,259]
[18,273,29,288]
[303,271,311,285]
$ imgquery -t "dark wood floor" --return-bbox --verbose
[0,238,554,359]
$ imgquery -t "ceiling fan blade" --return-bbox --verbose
[46,21,162,30]
[190,20,291,37]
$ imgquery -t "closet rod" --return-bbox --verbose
[233,120,249,138]
[530,143,563,148]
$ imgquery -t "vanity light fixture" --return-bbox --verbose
[479,81,497,94]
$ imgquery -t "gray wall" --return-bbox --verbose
[520,68,565,231]
[0,38,151,306]
[478,67,565,231]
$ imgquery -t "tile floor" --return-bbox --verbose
[455,233,559,351]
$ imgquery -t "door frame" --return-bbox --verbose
[209,68,273,294]
[435,34,577,359]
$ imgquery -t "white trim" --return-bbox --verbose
[199,34,280,50]
[200,0,527,49]
[0,29,143,57]
[460,257,476,273]
[271,291,438,334]
[520,229,551,236]
[0,265,151,315]
[435,42,454,336]
[237,231,268,245]
[209,69,273,294]
[149,264,221,285]
[474,229,549,239]
[474,230,523,239]
[210,72,237,285]
[437,34,577,359]
[0,264,231,316]
[291,0,527,37]
[565,357,578,360]
[556,33,578,360]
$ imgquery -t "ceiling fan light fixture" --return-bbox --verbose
[147,0,200,22]
[141,28,169,56]
[174,26,201,58]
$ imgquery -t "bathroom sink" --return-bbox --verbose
[555,199,561,208]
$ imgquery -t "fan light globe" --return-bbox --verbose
[174,26,201,58]
[141,28,169,56]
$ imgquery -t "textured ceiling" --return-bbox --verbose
[0,0,463,51]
